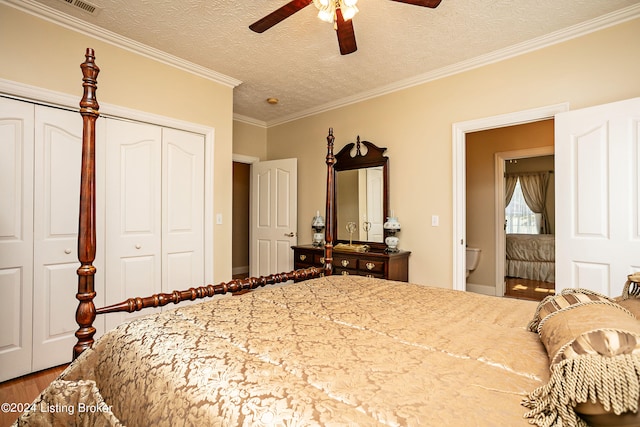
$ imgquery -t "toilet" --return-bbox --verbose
[466,247,481,278]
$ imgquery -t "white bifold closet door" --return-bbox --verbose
[0,98,35,381]
[0,98,206,381]
[0,99,106,380]
[32,106,105,371]
[104,119,204,331]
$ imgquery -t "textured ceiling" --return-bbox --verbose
[19,0,640,125]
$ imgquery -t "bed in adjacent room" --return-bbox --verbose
[506,233,555,283]
[12,49,640,427]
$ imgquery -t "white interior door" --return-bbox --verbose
[0,97,34,382]
[250,159,297,277]
[105,118,162,330]
[162,128,204,306]
[556,97,640,296]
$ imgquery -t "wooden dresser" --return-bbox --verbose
[292,245,410,282]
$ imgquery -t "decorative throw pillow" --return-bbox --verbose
[526,288,617,333]
[616,273,640,319]
[524,288,640,427]
[618,298,640,320]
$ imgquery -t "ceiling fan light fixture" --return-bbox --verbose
[313,0,359,24]
[341,4,359,20]
[250,0,442,56]
[317,7,334,23]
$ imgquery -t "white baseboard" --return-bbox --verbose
[466,283,497,296]
[232,266,249,276]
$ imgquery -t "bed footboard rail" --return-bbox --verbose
[95,267,321,315]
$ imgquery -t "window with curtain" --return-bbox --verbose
[505,179,540,234]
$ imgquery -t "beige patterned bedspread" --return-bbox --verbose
[15,275,549,426]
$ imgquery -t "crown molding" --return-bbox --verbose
[2,0,242,88]
[233,113,267,128]
[0,77,216,135]
[5,0,637,128]
[265,3,640,128]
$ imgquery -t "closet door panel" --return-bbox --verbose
[32,106,83,370]
[105,119,162,330]
[162,128,204,305]
[0,98,34,382]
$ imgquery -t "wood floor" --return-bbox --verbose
[0,364,67,427]
[504,276,555,301]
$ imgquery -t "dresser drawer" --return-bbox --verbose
[295,251,312,264]
[294,250,323,268]
[358,259,384,274]
[292,245,410,282]
[334,267,359,276]
[334,255,357,270]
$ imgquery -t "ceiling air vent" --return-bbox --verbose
[57,0,101,16]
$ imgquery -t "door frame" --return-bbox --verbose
[452,102,569,293]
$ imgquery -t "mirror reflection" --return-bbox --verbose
[336,166,384,243]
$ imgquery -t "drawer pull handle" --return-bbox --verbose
[64,248,72,254]
[135,244,142,249]
[366,262,375,270]
[320,257,325,264]
[341,260,350,267]
[299,254,307,261]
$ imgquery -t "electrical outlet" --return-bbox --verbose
[216,213,223,224]
[431,215,439,227]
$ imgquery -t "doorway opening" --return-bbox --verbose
[466,121,555,300]
[499,151,556,301]
[232,154,259,280]
[232,161,250,280]
[452,103,569,294]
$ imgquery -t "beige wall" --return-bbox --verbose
[0,5,236,281]
[266,18,640,288]
[233,120,268,160]
[466,120,554,289]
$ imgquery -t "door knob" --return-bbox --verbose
[284,232,295,237]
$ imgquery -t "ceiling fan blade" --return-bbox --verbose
[389,0,442,8]
[249,0,313,33]
[335,8,357,55]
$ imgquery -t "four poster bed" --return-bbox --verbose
[12,49,640,427]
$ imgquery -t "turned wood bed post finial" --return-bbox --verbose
[324,128,335,276]
[74,48,100,360]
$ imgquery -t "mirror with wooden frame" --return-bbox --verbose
[333,136,389,251]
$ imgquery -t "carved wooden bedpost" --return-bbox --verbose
[74,48,100,359]
[324,128,335,276]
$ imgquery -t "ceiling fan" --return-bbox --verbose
[249,0,442,55]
